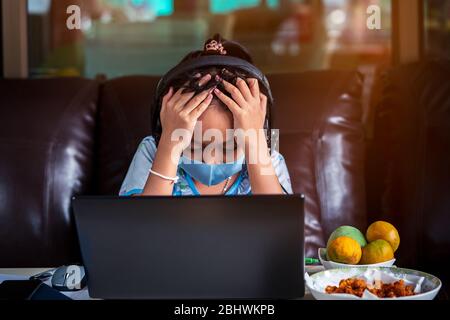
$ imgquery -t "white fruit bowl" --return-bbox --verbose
[306,266,442,300]
[318,248,396,270]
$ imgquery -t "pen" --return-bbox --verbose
[305,257,320,265]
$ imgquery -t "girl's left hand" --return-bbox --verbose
[214,77,267,132]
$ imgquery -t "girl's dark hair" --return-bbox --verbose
[163,34,256,95]
[151,34,272,148]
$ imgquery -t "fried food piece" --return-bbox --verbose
[368,279,416,298]
[325,278,368,297]
[326,278,416,298]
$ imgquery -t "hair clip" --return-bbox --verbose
[205,40,227,55]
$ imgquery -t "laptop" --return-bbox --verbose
[72,195,305,299]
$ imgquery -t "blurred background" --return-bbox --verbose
[27,0,397,78]
[25,0,450,79]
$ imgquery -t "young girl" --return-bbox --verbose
[120,34,292,196]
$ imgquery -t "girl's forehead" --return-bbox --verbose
[198,103,233,127]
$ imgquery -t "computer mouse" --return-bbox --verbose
[51,265,87,291]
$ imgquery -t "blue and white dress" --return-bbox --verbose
[119,136,293,196]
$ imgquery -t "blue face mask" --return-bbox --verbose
[179,156,245,186]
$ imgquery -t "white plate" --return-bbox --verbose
[318,248,396,269]
[306,266,442,300]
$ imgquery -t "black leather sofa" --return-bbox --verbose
[0,62,448,299]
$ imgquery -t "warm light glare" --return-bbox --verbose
[328,9,347,26]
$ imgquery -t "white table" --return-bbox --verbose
[0,266,324,300]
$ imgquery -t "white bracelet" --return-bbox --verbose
[149,169,179,183]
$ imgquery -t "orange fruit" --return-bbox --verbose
[366,221,400,252]
[360,239,394,264]
[327,236,362,265]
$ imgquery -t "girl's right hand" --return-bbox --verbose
[159,74,213,152]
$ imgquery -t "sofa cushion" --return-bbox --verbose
[271,72,366,256]
[369,61,450,288]
[96,76,158,195]
[0,78,98,267]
